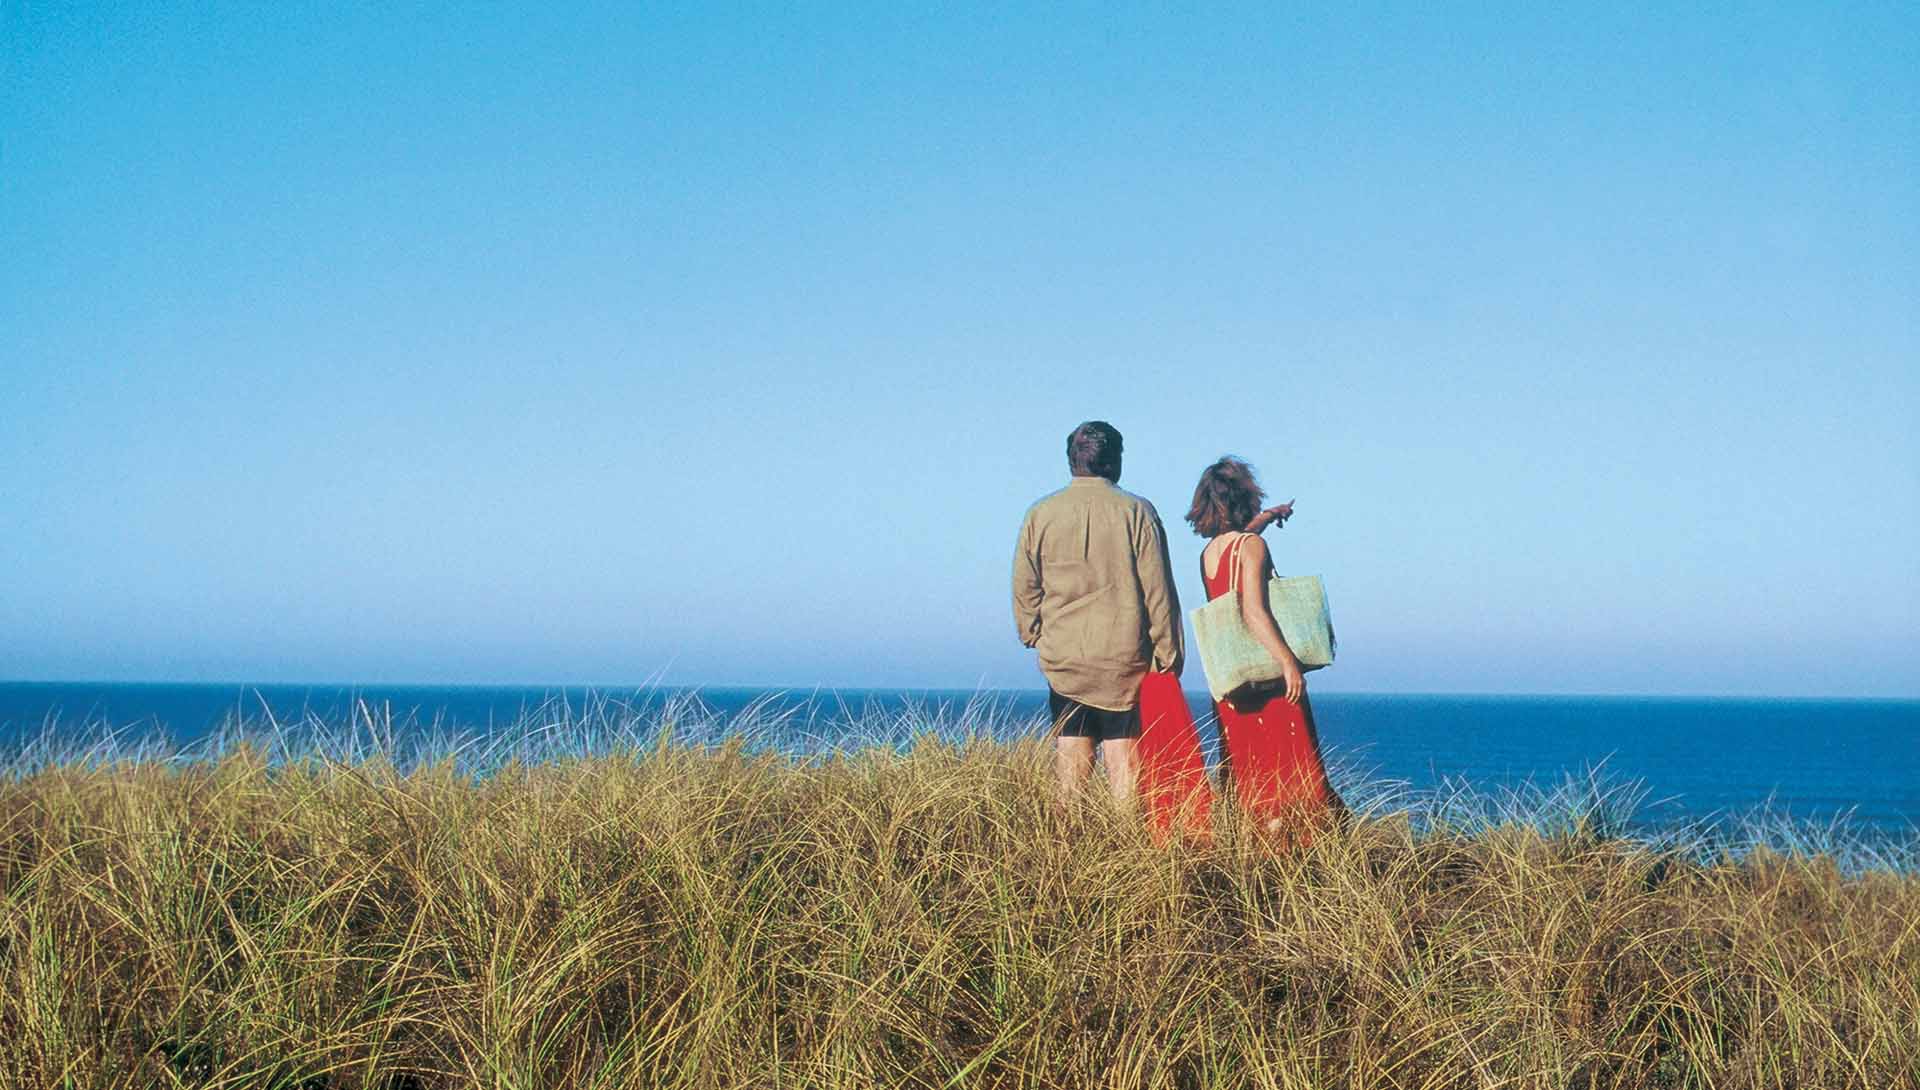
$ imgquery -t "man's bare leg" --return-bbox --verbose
[1055,736,1096,800]
[1101,738,1139,804]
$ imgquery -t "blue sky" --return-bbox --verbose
[3,3,1915,696]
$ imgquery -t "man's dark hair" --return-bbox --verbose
[1067,421,1123,479]
[1185,456,1266,537]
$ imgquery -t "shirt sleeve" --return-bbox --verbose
[1135,505,1185,675]
[1011,511,1043,648]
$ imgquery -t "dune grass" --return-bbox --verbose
[0,699,1915,1089]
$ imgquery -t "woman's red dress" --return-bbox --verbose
[1202,534,1339,833]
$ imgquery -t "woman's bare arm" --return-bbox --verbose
[1235,533,1305,704]
[1244,499,1294,534]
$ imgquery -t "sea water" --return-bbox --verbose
[3,681,1915,839]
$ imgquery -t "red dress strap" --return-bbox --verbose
[1203,533,1261,601]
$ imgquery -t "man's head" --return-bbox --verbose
[1066,420,1123,481]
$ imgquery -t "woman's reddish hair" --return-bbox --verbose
[1184,456,1266,538]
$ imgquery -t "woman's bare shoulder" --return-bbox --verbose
[1203,531,1264,578]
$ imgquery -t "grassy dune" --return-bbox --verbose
[1,704,1916,1089]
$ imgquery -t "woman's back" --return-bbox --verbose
[1200,532,1269,601]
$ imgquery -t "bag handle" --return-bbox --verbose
[1225,532,1256,595]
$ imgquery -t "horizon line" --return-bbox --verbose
[3,678,1916,703]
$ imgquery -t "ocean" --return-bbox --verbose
[3,681,1915,840]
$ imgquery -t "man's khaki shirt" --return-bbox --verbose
[1012,476,1184,711]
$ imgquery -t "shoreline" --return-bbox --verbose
[1,695,1915,872]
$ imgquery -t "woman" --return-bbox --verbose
[1185,456,1341,839]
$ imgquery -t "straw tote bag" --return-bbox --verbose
[1190,534,1337,702]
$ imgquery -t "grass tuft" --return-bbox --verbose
[0,700,1914,1088]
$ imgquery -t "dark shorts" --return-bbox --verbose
[1048,690,1141,742]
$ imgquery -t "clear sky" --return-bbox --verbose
[3,3,1915,696]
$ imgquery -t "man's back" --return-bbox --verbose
[1013,476,1183,711]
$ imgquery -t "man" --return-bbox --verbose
[1012,420,1184,800]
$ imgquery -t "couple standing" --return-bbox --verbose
[1011,420,1337,832]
